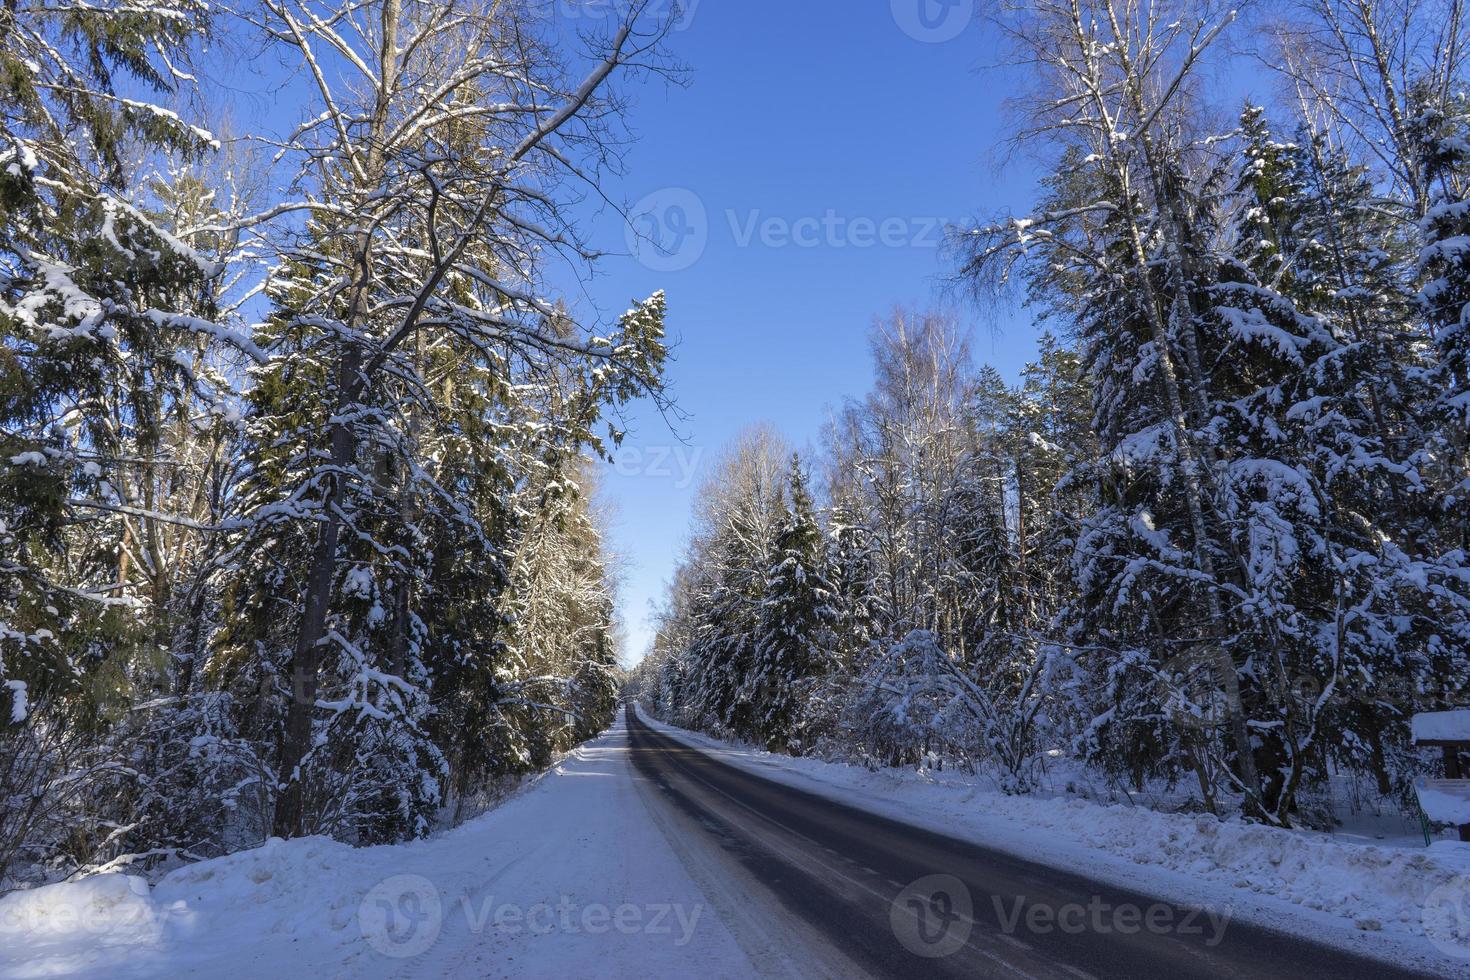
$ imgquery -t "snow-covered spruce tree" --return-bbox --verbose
[498,460,624,771]
[1207,106,1470,817]
[1405,84,1470,775]
[653,427,786,737]
[638,565,699,723]
[1271,1,1470,797]
[0,0,283,878]
[1014,333,1096,631]
[959,1,1470,822]
[743,456,838,753]
[950,367,1054,789]
[211,0,674,842]
[946,366,1022,663]
[568,612,621,744]
[698,531,776,736]
[677,531,751,734]
[959,0,1274,818]
[825,499,880,664]
[0,0,216,704]
[1253,96,1465,810]
[804,496,881,748]
[1008,335,1097,777]
[65,156,274,874]
[1416,85,1470,510]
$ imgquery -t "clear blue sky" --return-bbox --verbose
[562,1,1044,663]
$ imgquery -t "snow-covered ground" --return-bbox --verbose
[0,712,751,980]
[7,705,1470,978]
[637,709,1470,975]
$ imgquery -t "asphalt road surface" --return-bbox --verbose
[626,706,1437,980]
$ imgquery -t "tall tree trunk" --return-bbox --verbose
[272,0,401,839]
[273,343,361,838]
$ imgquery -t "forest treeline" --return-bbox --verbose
[628,0,1470,828]
[1,0,677,882]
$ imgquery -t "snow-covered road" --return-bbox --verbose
[5,707,1470,978]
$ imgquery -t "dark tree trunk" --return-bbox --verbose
[273,344,361,839]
